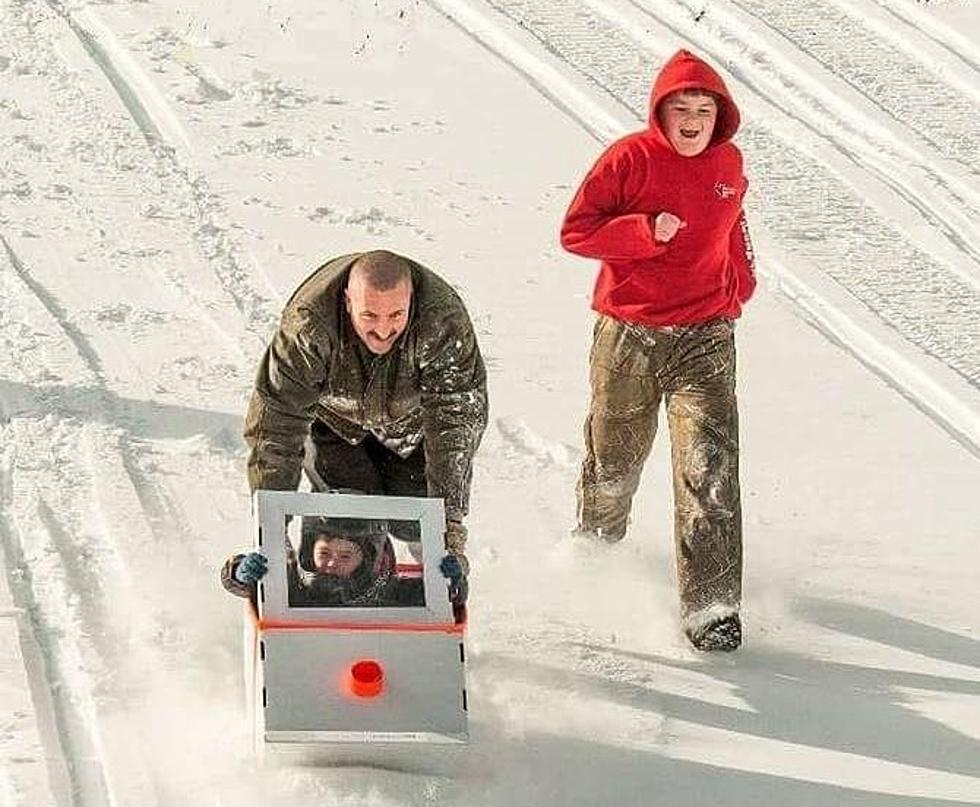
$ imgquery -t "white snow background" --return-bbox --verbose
[1,0,979,805]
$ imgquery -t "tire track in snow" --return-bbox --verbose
[1,0,257,366]
[1,233,223,588]
[870,0,980,79]
[621,0,980,291]
[0,441,118,807]
[2,236,104,387]
[728,0,980,173]
[1,235,174,539]
[424,0,980,460]
[39,0,278,340]
[834,0,980,108]
[0,239,211,807]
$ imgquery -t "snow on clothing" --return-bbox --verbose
[560,49,756,328]
[578,315,742,625]
[244,252,488,523]
[562,50,748,638]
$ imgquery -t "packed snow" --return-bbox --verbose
[1,1,978,806]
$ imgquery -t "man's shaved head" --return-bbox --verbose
[349,250,413,292]
[345,251,413,355]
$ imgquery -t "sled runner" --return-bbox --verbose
[243,490,468,762]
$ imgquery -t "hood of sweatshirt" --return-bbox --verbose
[648,50,741,151]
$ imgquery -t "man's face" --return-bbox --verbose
[345,274,412,355]
[658,91,718,157]
[312,536,364,578]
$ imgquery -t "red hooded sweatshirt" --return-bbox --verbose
[560,50,756,326]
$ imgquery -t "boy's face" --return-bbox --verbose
[658,91,718,157]
[312,536,363,578]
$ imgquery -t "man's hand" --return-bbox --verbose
[233,552,269,586]
[652,211,687,243]
[439,554,469,606]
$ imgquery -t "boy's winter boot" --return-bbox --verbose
[686,613,742,652]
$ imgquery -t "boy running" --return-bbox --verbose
[560,50,756,651]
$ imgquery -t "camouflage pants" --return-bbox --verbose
[578,314,743,622]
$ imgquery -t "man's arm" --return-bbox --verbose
[560,141,667,261]
[243,308,328,492]
[730,210,757,304]
[417,300,488,526]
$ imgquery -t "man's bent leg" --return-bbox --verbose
[370,439,428,551]
[311,425,428,557]
[370,438,428,499]
[577,316,662,541]
[664,321,742,629]
[309,420,385,494]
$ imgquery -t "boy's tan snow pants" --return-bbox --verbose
[578,314,743,622]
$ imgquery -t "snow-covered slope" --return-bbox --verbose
[1,1,978,805]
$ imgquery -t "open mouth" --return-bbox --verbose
[680,127,701,139]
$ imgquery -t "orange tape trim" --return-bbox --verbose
[256,618,464,634]
[246,599,466,633]
[395,563,423,573]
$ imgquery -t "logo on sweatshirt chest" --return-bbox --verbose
[714,181,737,200]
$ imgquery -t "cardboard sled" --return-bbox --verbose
[244,491,467,760]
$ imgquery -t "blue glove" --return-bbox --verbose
[439,554,469,606]
[233,552,268,585]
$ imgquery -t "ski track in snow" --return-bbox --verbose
[1,0,258,547]
[0,426,145,805]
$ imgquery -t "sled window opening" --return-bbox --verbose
[283,515,426,608]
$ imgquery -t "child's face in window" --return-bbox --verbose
[658,92,718,156]
[312,536,364,578]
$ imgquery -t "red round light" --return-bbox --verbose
[349,659,384,698]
